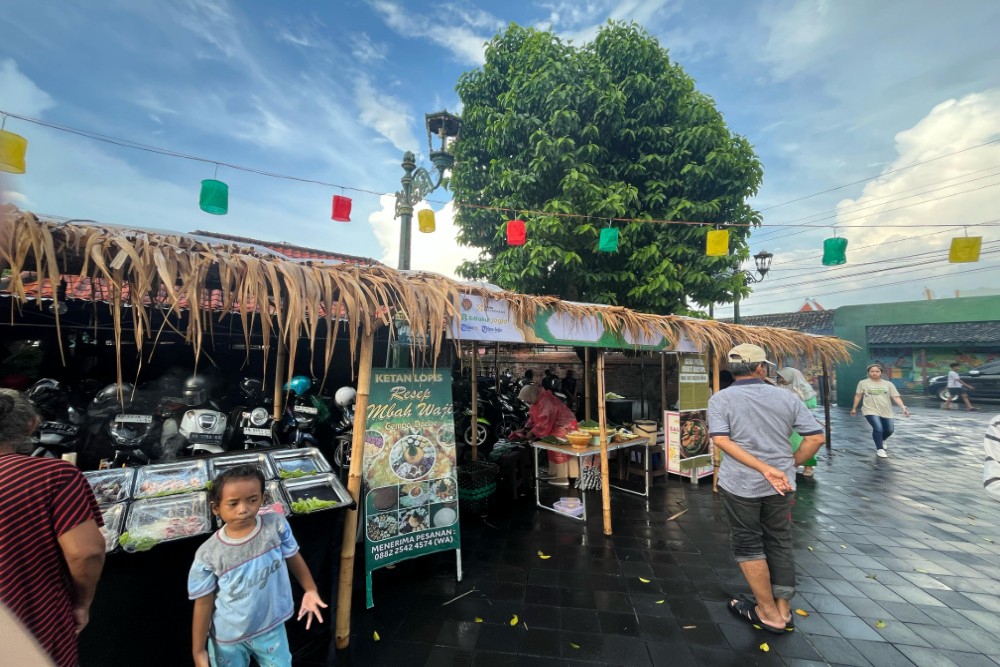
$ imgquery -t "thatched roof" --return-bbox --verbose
[0,207,855,381]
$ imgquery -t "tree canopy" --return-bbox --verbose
[451,22,763,315]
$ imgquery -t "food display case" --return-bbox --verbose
[120,491,212,552]
[99,502,128,553]
[134,460,210,499]
[209,451,277,480]
[84,468,136,505]
[269,447,332,480]
[282,472,354,514]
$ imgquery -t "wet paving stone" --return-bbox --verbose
[324,404,1000,666]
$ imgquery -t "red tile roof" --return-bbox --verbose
[191,230,382,266]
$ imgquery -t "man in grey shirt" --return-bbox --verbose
[708,344,824,634]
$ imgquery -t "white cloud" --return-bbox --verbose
[0,59,55,117]
[368,195,479,278]
[369,0,498,65]
[349,32,388,64]
[354,78,419,153]
[757,0,833,81]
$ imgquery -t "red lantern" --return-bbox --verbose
[507,219,526,246]
[331,195,352,222]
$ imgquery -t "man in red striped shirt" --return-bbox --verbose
[0,389,106,667]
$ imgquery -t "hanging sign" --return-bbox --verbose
[677,353,711,410]
[363,368,460,608]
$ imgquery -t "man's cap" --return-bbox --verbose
[728,343,775,366]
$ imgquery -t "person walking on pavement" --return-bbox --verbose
[0,389,106,667]
[851,364,909,458]
[776,367,819,478]
[709,344,824,634]
[984,414,1000,501]
[944,363,978,411]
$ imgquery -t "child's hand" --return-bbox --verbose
[193,649,210,667]
[297,590,329,630]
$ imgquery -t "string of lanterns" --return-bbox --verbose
[0,113,987,263]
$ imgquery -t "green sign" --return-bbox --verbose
[362,369,460,607]
[678,353,711,410]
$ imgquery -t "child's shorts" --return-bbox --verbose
[209,625,291,667]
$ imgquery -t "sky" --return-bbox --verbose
[1,0,999,316]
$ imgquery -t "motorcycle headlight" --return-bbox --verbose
[67,406,85,425]
[249,407,269,426]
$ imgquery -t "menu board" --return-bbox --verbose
[678,353,710,411]
[363,369,460,607]
[665,410,714,479]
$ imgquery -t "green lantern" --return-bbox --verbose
[822,237,848,266]
[599,227,619,252]
[199,179,229,215]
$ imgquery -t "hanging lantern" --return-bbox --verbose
[418,209,435,233]
[331,195,352,222]
[822,237,848,266]
[0,129,28,174]
[599,227,619,252]
[706,229,729,256]
[949,236,982,263]
[199,179,229,215]
[507,219,526,246]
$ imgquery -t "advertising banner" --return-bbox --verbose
[362,369,460,607]
[665,410,714,479]
[678,353,711,411]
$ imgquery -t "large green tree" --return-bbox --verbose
[451,22,763,315]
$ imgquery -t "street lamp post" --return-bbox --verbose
[395,111,462,270]
[732,250,773,325]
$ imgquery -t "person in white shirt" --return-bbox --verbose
[985,415,1000,501]
[944,363,978,411]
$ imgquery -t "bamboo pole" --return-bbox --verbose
[597,350,612,536]
[272,334,287,421]
[471,344,479,462]
[584,347,592,422]
[711,347,721,493]
[334,329,375,649]
[660,354,666,423]
[822,358,832,450]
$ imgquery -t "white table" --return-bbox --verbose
[531,435,651,521]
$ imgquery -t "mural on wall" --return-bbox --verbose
[868,348,1000,392]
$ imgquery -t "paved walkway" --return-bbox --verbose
[324,404,1000,666]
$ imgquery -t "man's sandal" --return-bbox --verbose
[739,594,794,631]
[727,599,786,634]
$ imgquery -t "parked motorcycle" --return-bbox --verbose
[280,375,328,449]
[160,376,228,458]
[26,379,88,459]
[224,378,277,450]
[331,386,358,482]
[89,382,159,467]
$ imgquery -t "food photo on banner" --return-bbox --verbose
[666,353,714,480]
[362,369,461,607]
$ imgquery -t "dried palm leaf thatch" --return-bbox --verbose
[0,207,854,386]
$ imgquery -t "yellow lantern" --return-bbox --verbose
[706,229,729,256]
[0,129,28,174]
[949,236,982,263]
[418,209,436,233]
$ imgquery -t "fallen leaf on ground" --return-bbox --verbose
[655,600,665,605]
[983,537,994,543]
[509,615,519,626]
[569,643,580,649]
[759,643,770,652]
[667,509,688,521]
[875,620,887,629]
[682,625,697,629]
[474,617,483,623]
[373,631,380,641]
[865,573,877,579]
[639,577,651,583]
[537,550,551,559]
[915,568,928,573]
[795,609,809,617]
[839,544,847,549]
[807,546,814,551]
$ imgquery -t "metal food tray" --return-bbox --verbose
[99,502,128,553]
[84,467,136,505]
[209,452,277,481]
[122,492,211,550]
[268,447,331,480]
[281,473,354,514]
[134,460,209,499]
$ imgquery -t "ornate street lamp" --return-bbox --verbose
[395,110,462,270]
[732,250,773,324]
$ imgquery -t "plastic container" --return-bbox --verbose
[209,452,277,481]
[553,497,584,517]
[84,468,136,505]
[121,492,211,552]
[99,502,128,553]
[261,480,290,517]
[269,447,331,480]
[282,473,353,514]
[134,460,209,499]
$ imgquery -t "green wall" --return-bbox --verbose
[834,296,1000,406]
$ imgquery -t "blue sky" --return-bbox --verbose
[2,0,999,316]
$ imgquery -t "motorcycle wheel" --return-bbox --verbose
[463,422,491,449]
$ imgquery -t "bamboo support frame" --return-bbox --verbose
[272,335,287,421]
[334,330,375,649]
[660,353,666,425]
[711,347,721,493]
[597,351,612,536]
[584,348,592,422]
[822,359,832,450]
[471,344,479,462]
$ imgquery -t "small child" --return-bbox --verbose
[189,464,327,667]
[944,363,978,411]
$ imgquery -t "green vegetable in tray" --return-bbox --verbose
[279,469,314,479]
[291,496,341,513]
[118,532,159,552]
[578,419,600,428]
